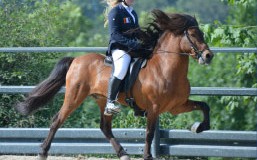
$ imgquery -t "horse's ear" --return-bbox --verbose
[189,14,198,27]
[151,9,170,30]
[193,14,198,23]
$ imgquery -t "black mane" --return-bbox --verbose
[131,9,198,58]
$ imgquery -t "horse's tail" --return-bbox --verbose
[15,57,74,116]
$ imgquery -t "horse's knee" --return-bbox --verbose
[100,119,112,139]
[100,116,106,131]
[100,126,112,139]
[197,101,209,110]
[100,125,106,136]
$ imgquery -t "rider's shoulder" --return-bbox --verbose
[109,3,124,14]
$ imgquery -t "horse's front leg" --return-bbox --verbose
[98,100,130,160]
[144,104,159,160]
[190,100,210,133]
[172,100,210,133]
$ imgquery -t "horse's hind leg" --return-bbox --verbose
[38,112,61,160]
[172,100,210,133]
[38,83,89,160]
[96,99,130,160]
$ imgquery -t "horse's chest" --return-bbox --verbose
[159,76,189,92]
[155,78,190,109]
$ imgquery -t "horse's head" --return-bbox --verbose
[134,10,214,64]
[181,26,214,65]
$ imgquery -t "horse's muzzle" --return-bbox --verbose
[199,50,214,65]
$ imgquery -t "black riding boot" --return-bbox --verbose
[104,76,122,116]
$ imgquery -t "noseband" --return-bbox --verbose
[184,27,208,60]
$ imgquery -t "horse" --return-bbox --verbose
[15,10,214,160]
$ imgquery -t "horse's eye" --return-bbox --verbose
[191,34,196,37]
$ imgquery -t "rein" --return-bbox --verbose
[156,49,190,56]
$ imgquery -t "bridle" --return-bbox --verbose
[184,26,209,60]
[156,26,210,63]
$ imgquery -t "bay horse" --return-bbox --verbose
[15,10,213,160]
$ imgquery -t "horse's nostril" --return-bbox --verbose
[205,53,210,59]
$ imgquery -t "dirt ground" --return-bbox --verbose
[0,155,144,160]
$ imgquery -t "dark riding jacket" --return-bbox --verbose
[107,3,140,56]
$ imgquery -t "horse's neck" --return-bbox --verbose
[150,32,189,77]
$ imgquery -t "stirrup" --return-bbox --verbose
[104,56,113,66]
[104,102,121,116]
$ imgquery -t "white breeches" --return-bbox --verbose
[112,49,131,80]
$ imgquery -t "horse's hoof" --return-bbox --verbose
[120,155,131,160]
[191,122,210,133]
[37,154,47,160]
[191,122,201,133]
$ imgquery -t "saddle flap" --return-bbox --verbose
[125,58,147,92]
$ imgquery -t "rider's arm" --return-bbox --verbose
[108,7,140,50]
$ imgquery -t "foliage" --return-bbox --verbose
[186,0,257,130]
[112,108,146,128]
[174,0,229,23]
[0,0,90,127]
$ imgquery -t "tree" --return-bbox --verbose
[0,0,91,127]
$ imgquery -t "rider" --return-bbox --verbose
[104,0,141,116]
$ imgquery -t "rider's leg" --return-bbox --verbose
[104,49,131,116]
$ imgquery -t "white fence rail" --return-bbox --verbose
[0,47,256,53]
[0,86,256,96]
[0,128,256,158]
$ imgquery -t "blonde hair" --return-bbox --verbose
[106,0,123,7]
[103,0,123,27]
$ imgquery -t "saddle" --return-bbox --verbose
[104,56,147,117]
